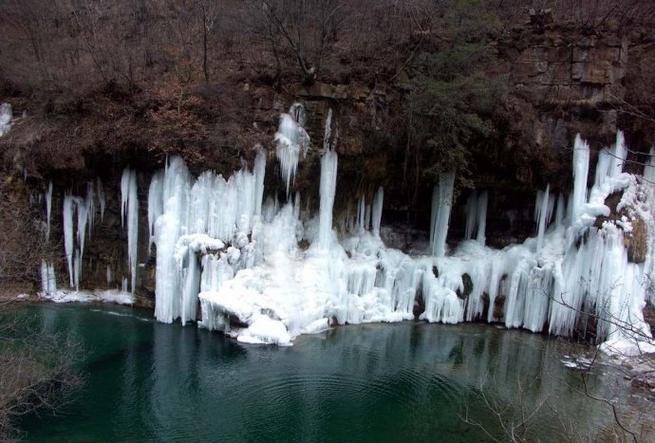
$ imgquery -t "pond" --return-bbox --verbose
[17,304,650,442]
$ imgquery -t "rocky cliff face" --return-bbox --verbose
[503,21,630,153]
[1,18,653,299]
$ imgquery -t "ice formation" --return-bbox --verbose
[464,191,488,245]
[275,103,310,196]
[40,260,57,297]
[371,187,384,237]
[430,171,455,257]
[45,181,53,240]
[150,154,266,324]
[63,193,75,287]
[60,181,105,290]
[42,288,134,305]
[535,185,551,254]
[571,134,590,224]
[0,102,12,137]
[38,103,655,353]
[147,126,654,352]
[318,149,338,249]
[97,178,106,222]
[121,168,139,293]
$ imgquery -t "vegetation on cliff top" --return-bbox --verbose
[0,0,654,205]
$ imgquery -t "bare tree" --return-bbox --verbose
[0,181,48,285]
[247,0,346,84]
[0,302,81,441]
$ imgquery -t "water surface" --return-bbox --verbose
[18,304,647,442]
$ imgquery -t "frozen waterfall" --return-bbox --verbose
[464,191,488,245]
[39,105,655,354]
[275,103,310,196]
[430,171,455,257]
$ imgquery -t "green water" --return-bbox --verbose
[15,304,644,442]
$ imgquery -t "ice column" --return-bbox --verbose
[77,194,89,263]
[464,192,477,240]
[148,172,163,253]
[594,148,611,188]
[464,191,488,244]
[154,158,191,323]
[63,193,75,287]
[430,171,455,257]
[40,260,57,296]
[609,131,627,178]
[554,194,566,227]
[97,178,106,222]
[87,184,96,236]
[571,134,590,223]
[274,103,310,196]
[371,187,384,237]
[121,168,139,293]
[535,185,550,254]
[45,181,53,240]
[254,147,267,216]
[318,150,338,249]
[476,191,488,245]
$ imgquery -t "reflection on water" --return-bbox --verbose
[17,304,648,442]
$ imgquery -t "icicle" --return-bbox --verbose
[356,197,367,232]
[63,193,75,287]
[40,260,48,294]
[364,204,371,231]
[571,134,590,223]
[180,250,201,326]
[77,195,89,267]
[476,191,488,245]
[536,185,550,254]
[235,170,256,234]
[289,102,306,127]
[254,147,267,216]
[40,260,57,296]
[430,171,455,257]
[148,172,164,253]
[97,178,106,222]
[323,108,333,152]
[464,192,478,240]
[554,194,565,228]
[609,130,627,178]
[154,157,191,323]
[274,104,310,196]
[545,193,556,226]
[293,192,301,220]
[106,265,113,285]
[86,182,95,237]
[465,191,488,244]
[595,148,611,188]
[318,150,338,249]
[73,249,80,291]
[371,187,384,237]
[429,186,439,246]
[45,181,53,240]
[121,168,139,293]
[121,170,130,227]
